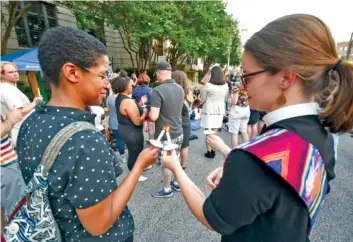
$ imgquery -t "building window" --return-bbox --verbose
[15,1,57,47]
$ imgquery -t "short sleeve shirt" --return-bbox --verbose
[203,115,334,242]
[17,104,134,242]
[150,80,184,140]
[0,82,31,128]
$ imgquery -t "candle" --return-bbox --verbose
[157,128,166,142]
[166,126,172,144]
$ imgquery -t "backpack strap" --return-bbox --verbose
[41,121,97,173]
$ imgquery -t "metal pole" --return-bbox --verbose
[346,32,353,60]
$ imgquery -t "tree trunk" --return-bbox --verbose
[1,1,18,55]
[1,2,33,55]
[178,55,187,67]
[203,57,213,75]
[117,28,135,69]
[169,47,177,69]
[1,31,11,55]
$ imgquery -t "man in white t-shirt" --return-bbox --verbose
[0,62,42,147]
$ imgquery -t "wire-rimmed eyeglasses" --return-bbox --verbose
[80,66,113,80]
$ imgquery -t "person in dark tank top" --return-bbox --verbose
[112,76,150,182]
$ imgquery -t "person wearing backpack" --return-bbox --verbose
[13,27,159,242]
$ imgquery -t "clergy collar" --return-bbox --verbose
[263,102,319,127]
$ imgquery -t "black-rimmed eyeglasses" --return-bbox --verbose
[240,70,267,88]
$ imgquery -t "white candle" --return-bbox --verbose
[157,129,165,142]
[166,127,172,144]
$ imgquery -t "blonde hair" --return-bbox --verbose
[244,14,353,133]
[172,70,191,98]
[0,61,17,82]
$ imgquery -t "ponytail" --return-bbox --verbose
[318,60,353,133]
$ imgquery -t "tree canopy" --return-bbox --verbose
[60,1,242,72]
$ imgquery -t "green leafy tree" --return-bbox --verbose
[58,1,105,41]
[60,0,241,72]
[193,2,241,73]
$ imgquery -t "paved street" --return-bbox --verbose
[115,129,353,242]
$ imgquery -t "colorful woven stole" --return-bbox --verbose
[238,128,329,232]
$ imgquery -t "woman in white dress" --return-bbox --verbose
[200,66,228,158]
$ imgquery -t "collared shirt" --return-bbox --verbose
[203,102,335,242]
[17,104,134,242]
[263,102,319,126]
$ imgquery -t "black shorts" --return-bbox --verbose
[259,111,267,121]
[182,126,190,148]
[248,110,260,125]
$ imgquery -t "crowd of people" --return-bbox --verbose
[1,13,353,242]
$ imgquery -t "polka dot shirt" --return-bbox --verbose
[17,104,134,242]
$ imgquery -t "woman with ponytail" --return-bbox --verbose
[160,14,353,242]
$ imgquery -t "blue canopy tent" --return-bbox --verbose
[1,48,40,71]
[1,48,48,101]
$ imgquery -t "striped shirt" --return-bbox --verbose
[1,134,18,166]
